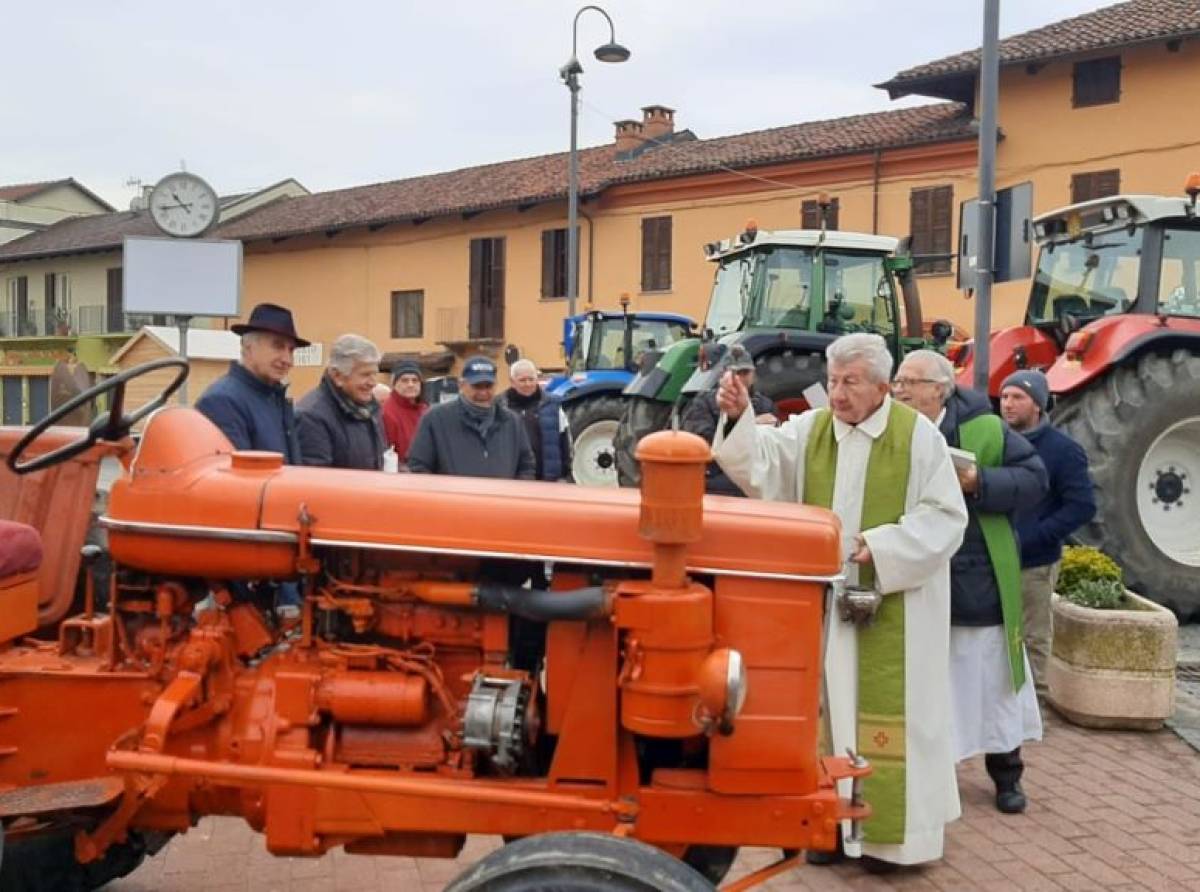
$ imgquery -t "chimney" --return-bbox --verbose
[641,105,676,142]
[614,119,645,155]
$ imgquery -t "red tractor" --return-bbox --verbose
[955,176,1200,618]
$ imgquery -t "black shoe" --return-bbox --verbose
[860,855,900,875]
[996,784,1027,814]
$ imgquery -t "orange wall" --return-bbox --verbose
[241,39,1200,399]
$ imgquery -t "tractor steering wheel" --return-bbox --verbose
[6,357,189,475]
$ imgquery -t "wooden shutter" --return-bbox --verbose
[106,268,123,333]
[1073,57,1121,107]
[541,230,555,298]
[468,239,484,338]
[910,186,952,274]
[485,238,505,339]
[44,273,56,334]
[1071,169,1121,204]
[641,217,672,291]
[802,198,840,229]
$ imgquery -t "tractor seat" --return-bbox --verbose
[0,521,42,577]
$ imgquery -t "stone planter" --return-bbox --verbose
[1047,590,1177,730]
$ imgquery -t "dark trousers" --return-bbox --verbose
[985,746,1024,791]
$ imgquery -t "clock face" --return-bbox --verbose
[149,173,220,238]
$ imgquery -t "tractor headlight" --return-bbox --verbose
[697,648,748,734]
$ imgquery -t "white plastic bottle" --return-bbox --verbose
[382,447,399,473]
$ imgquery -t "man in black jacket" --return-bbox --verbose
[498,359,572,481]
[296,334,386,470]
[681,345,776,495]
[894,350,1047,815]
[1000,370,1096,694]
[408,356,535,480]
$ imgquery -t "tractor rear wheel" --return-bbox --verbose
[445,831,715,891]
[567,396,626,487]
[614,397,675,487]
[0,828,171,891]
[1054,349,1200,618]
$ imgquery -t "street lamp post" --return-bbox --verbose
[560,5,630,320]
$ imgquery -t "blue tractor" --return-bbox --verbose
[547,306,694,486]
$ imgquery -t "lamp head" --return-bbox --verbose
[594,41,630,63]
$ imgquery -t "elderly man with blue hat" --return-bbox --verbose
[407,355,535,480]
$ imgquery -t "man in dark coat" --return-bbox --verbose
[196,302,307,462]
[497,358,572,482]
[681,345,776,495]
[297,334,386,470]
[894,350,1047,816]
[1000,370,1096,694]
[408,356,535,480]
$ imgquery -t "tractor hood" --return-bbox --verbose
[103,407,842,582]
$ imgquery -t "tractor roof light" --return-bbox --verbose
[1065,330,1095,361]
[739,219,759,245]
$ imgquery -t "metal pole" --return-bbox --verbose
[177,315,191,405]
[973,0,1000,393]
[566,70,581,319]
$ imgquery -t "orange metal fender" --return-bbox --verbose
[1043,315,1200,395]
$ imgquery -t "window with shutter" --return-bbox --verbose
[469,237,505,339]
[641,217,672,292]
[540,227,578,299]
[390,290,424,338]
[909,185,953,275]
[1071,169,1121,204]
[1073,56,1121,107]
[801,198,839,230]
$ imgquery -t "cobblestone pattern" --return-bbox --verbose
[112,712,1200,891]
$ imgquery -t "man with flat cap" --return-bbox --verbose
[196,302,308,463]
[408,355,535,480]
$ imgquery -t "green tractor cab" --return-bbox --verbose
[615,223,934,485]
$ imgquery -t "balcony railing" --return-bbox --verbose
[0,306,173,338]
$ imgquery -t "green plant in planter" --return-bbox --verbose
[1058,546,1124,609]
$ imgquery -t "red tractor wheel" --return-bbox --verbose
[1054,349,1200,618]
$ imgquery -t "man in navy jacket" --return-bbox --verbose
[196,303,307,463]
[1001,370,1097,694]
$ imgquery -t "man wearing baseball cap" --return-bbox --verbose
[1000,370,1096,694]
[407,355,535,480]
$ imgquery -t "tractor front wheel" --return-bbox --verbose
[0,829,171,891]
[1055,349,1200,618]
[445,832,715,892]
[567,396,626,487]
[614,397,675,487]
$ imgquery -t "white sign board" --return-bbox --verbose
[123,236,242,317]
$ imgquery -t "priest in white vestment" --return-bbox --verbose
[712,333,968,869]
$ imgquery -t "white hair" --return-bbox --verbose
[240,331,265,353]
[902,349,956,401]
[329,333,380,375]
[825,333,893,384]
[510,358,539,378]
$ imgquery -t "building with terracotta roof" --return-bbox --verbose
[173,0,1199,396]
[0,179,112,246]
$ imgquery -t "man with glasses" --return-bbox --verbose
[892,350,1046,817]
[712,333,967,872]
[408,355,535,480]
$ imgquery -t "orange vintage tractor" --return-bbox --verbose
[953,176,1200,618]
[0,359,867,891]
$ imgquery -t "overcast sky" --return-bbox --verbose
[6,0,1106,210]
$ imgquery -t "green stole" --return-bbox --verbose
[957,414,1026,692]
[804,400,916,846]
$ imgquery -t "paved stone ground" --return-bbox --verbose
[111,709,1200,892]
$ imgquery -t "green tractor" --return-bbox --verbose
[614,221,940,485]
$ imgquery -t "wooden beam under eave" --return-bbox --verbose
[368,222,390,233]
[517,202,538,213]
[461,210,482,221]
[325,229,343,239]
[272,236,291,244]
[412,217,430,226]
